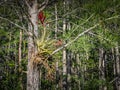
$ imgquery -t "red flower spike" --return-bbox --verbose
[38,11,46,25]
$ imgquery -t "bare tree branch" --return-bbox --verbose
[38,0,49,12]
[24,0,31,9]
[51,24,99,55]
[0,16,28,33]
[110,76,119,84]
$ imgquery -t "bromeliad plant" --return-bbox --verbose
[31,26,56,80]
[30,11,57,80]
[36,11,55,55]
[36,28,55,55]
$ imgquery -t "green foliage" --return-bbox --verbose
[0,0,120,90]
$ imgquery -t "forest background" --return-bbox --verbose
[0,0,120,90]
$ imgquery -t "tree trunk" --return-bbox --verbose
[18,30,23,90]
[62,48,67,90]
[62,0,67,89]
[54,3,60,90]
[99,48,107,90]
[27,1,39,90]
[112,48,117,90]
[62,0,71,89]
[55,3,58,39]
[76,53,81,90]
[67,51,71,90]
[115,43,120,90]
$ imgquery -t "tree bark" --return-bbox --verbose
[112,48,117,90]
[18,30,23,90]
[67,51,71,90]
[62,1,67,90]
[115,43,120,90]
[54,3,58,39]
[76,53,81,90]
[54,3,59,90]
[99,48,107,90]
[27,1,39,90]
[62,48,67,90]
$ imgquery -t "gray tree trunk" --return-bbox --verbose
[18,30,23,90]
[62,0,67,90]
[99,48,107,90]
[76,53,81,90]
[67,51,71,90]
[115,43,120,90]
[62,48,67,90]
[55,3,58,39]
[27,1,39,90]
[54,3,60,90]
[62,0,71,89]
[112,48,117,90]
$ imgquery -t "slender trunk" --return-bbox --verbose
[115,43,120,90]
[54,3,59,90]
[78,54,84,90]
[27,1,39,90]
[62,1,67,89]
[76,53,81,90]
[55,3,58,39]
[14,40,17,73]
[112,48,116,77]
[8,32,11,56]
[67,51,71,90]
[18,30,23,90]
[112,48,117,90]
[99,48,107,90]
[62,48,67,90]
[84,51,88,80]
[62,0,71,89]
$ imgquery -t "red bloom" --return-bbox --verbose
[54,39,63,47]
[38,11,46,25]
